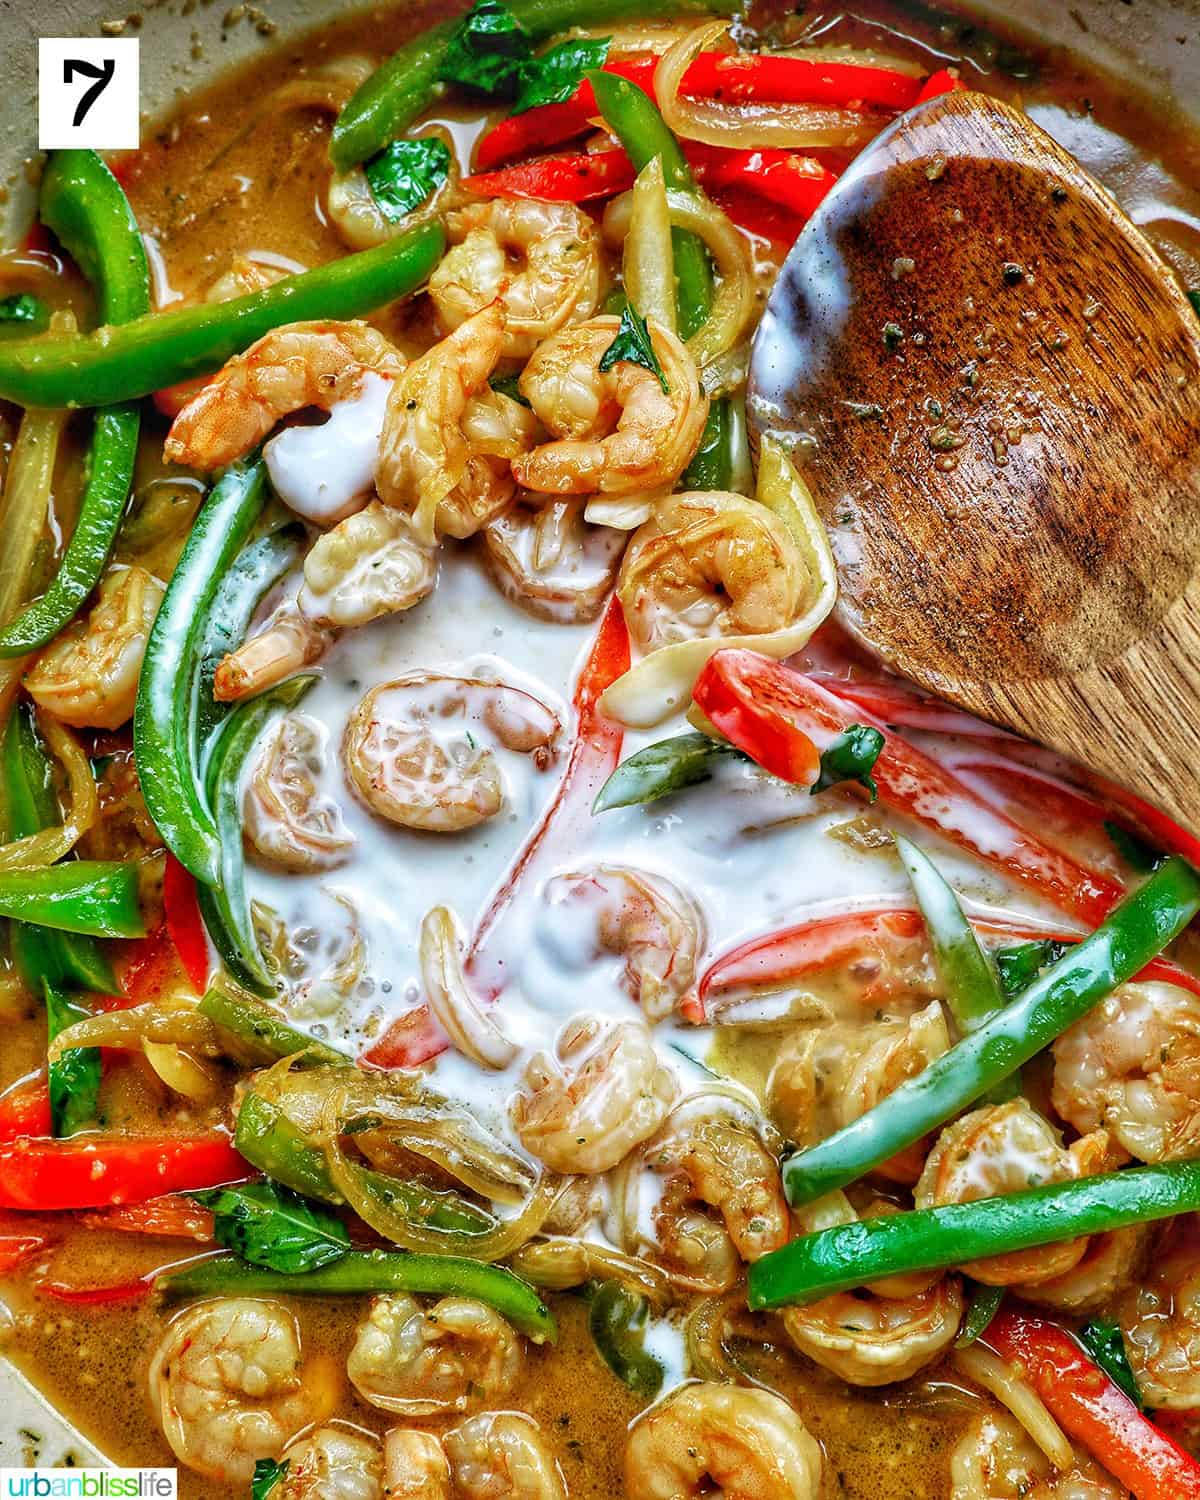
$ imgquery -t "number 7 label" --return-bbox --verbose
[39,38,139,151]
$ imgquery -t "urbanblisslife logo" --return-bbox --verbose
[0,1471,176,1497]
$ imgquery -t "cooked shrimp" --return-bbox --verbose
[950,1410,1128,1499]
[511,1015,678,1174]
[25,565,163,730]
[624,1383,822,1500]
[244,712,354,873]
[348,1294,521,1416]
[281,1425,383,1500]
[328,130,454,252]
[213,606,330,704]
[483,498,626,624]
[343,672,560,833]
[1118,1228,1200,1408]
[1052,980,1200,1162]
[540,865,705,1021]
[444,1412,566,1500]
[1022,1226,1150,1314]
[513,315,707,497]
[164,320,404,471]
[149,1298,337,1484]
[430,197,604,357]
[914,1101,1110,1285]
[617,490,809,653]
[383,1429,451,1500]
[376,303,535,542]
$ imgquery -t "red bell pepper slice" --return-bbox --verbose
[693,650,1124,926]
[163,853,210,993]
[152,373,212,420]
[684,145,838,218]
[812,672,1019,740]
[114,921,177,1010]
[474,57,658,169]
[0,1233,51,1274]
[360,997,449,1071]
[914,67,967,104]
[986,1308,1200,1500]
[0,1078,52,1141]
[708,188,805,244]
[80,1193,217,1241]
[462,149,636,203]
[0,1132,246,1210]
[38,1275,153,1306]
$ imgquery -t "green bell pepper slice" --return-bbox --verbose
[0,862,144,939]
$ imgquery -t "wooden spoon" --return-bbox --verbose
[747,89,1200,832]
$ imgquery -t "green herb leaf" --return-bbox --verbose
[1079,1318,1144,1409]
[598,305,668,393]
[437,0,532,97]
[513,36,610,112]
[251,1457,289,1500]
[594,732,743,813]
[364,137,452,223]
[992,939,1070,999]
[489,372,531,407]
[1189,290,1200,320]
[810,724,885,801]
[588,1280,664,1397]
[954,1283,1003,1347]
[1104,820,1164,874]
[45,982,101,1138]
[0,293,47,335]
[190,1181,350,1274]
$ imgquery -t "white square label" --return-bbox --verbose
[38,37,139,151]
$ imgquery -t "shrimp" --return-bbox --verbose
[348,1294,521,1417]
[149,1298,338,1484]
[376,303,535,543]
[624,1384,822,1500]
[1022,1226,1150,1315]
[383,1429,452,1500]
[511,1015,678,1174]
[430,197,604,358]
[343,672,560,833]
[328,130,455,252]
[25,566,164,730]
[512,315,707,497]
[164,320,404,471]
[617,491,810,653]
[914,1101,1111,1286]
[280,1425,383,1500]
[950,1410,1128,1500]
[1052,980,1200,1162]
[483,498,626,624]
[1118,1226,1200,1409]
[540,865,705,1021]
[244,712,355,873]
[444,1412,566,1500]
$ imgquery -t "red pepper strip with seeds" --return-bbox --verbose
[985,1308,1200,1500]
[0,1133,246,1210]
[692,649,1124,926]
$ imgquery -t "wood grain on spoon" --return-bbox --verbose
[748,89,1200,832]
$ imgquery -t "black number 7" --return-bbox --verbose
[63,57,116,128]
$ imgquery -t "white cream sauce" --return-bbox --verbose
[265,373,393,525]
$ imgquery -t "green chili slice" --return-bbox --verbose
[588,1281,664,1396]
[0,862,144,939]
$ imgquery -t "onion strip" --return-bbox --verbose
[509,1237,673,1306]
[420,905,517,1071]
[953,1344,1075,1471]
[0,712,100,873]
[625,157,676,334]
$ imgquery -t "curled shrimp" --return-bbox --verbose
[164,320,404,471]
[511,1014,678,1174]
[280,1424,383,1500]
[1119,1225,1200,1409]
[377,303,535,543]
[1022,1225,1150,1315]
[950,1410,1127,1500]
[513,315,707,497]
[483,497,626,624]
[430,197,604,358]
[444,1412,566,1500]
[914,1101,1110,1286]
[328,130,456,252]
[149,1298,337,1484]
[624,1384,822,1500]
[243,712,354,874]
[348,1294,520,1417]
[343,672,560,833]
[25,565,163,730]
[383,1429,451,1500]
[540,864,705,1021]
[213,607,329,705]
[1052,980,1200,1162]
[618,490,811,653]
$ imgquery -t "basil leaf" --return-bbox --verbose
[595,732,742,813]
[810,724,885,801]
[1189,290,1200,319]
[0,293,47,335]
[1104,820,1164,873]
[45,982,101,1137]
[588,1281,664,1397]
[954,1284,1003,1347]
[190,1181,350,1274]
[598,305,668,393]
[364,137,452,223]
[992,939,1070,999]
[1079,1318,1144,1409]
[512,36,610,113]
[438,0,532,98]
[251,1457,289,1500]
[489,372,531,407]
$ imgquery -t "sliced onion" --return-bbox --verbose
[625,157,676,334]
[420,906,517,1071]
[509,1236,673,1306]
[684,1287,745,1379]
[657,22,891,150]
[953,1345,1074,1471]
[700,343,750,398]
[0,712,100,873]
[143,1041,220,1102]
[267,54,377,113]
[351,1098,537,1206]
[48,1000,234,1065]
[584,494,659,530]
